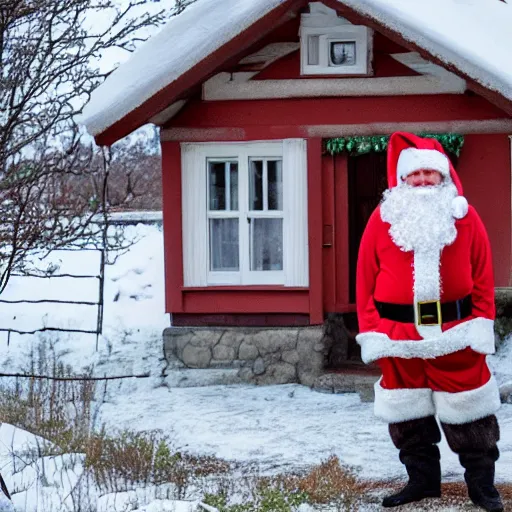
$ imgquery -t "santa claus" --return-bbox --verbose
[356,131,503,511]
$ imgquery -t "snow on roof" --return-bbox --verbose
[340,0,512,104]
[81,0,512,142]
[80,0,288,138]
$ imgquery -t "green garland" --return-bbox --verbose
[325,133,464,157]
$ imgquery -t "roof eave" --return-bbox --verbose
[94,0,512,146]
[94,0,308,146]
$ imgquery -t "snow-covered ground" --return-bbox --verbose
[0,222,511,511]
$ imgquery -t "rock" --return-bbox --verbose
[189,330,221,348]
[257,362,296,385]
[212,343,236,362]
[237,367,255,383]
[499,381,512,404]
[253,329,298,356]
[181,344,212,369]
[282,349,300,365]
[239,340,259,360]
[163,328,193,359]
[253,357,266,376]
[218,330,244,353]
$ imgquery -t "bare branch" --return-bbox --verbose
[0,0,194,293]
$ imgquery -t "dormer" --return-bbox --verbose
[300,2,373,76]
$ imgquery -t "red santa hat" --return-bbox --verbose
[387,131,468,219]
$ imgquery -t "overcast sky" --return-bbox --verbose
[95,0,178,75]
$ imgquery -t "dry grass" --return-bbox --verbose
[85,430,231,495]
[204,456,382,511]
[279,455,374,504]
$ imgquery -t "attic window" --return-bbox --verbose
[300,4,371,76]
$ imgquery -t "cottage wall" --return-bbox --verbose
[160,18,512,327]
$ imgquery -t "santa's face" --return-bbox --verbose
[404,169,443,187]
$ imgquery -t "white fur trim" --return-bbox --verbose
[413,249,442,339]
[357,317,495,363]
[397,148,450,182]
[374,377,435,423]
[452,196,468,219]
[433,376,501,424]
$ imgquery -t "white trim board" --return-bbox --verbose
[238,42,300,67]
[203,74,466,101]
[161,119,512,142]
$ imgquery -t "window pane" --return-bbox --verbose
[308,36,320,65]
[268,160,283,211]
[230,163,238,211]
[249,160,263,211]
[210,218,239,271]
[209,162,226,211]
[330,41,356,66]
[250,218,283,271]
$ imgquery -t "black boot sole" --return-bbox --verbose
[382,489,441,508]
[469,498,503,512]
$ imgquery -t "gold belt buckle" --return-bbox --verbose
[417,300,442,326]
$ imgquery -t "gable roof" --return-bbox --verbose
[81,0,512,146]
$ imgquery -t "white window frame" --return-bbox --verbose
[181,140,309,288]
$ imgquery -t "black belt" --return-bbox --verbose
[374,295,472,326]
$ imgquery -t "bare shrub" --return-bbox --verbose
[0,338,95,454]
[86,430,231,498]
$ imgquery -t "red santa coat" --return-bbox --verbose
[356,132,501,425]
[357,204,496,361]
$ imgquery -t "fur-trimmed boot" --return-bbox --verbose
[442,415,503,512]
[382,416,442,507]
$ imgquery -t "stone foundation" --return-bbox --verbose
[163,325,329,386]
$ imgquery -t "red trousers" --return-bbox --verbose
[378,347,491,392]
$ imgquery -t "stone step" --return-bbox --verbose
[164,368,243,388]
[312,370,380,402]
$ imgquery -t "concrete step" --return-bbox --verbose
[312,368,380,402]
[164,368,243,388]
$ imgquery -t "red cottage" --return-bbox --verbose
[82,0,512,386]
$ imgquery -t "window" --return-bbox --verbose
[181,141,308,287]
[300,3,371,76]
[301,25,370,76]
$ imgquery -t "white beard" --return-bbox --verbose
[380,183,458,253]
[380,183,459,334]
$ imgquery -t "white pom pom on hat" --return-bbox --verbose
[452,195,469,219]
